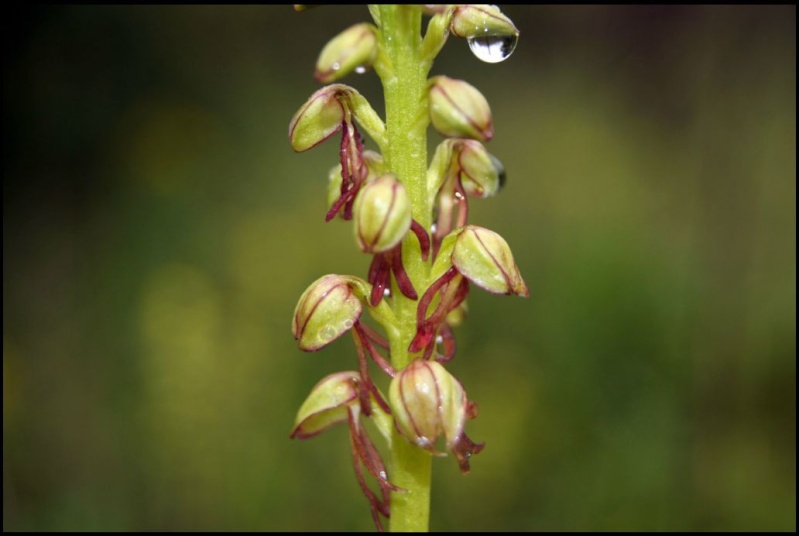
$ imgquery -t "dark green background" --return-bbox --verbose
[3,5,795,531]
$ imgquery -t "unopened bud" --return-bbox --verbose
[452,225,529,297]
[292,274,369,351]
[451,5,519,63]
[290,371,361,439]
[316,23,379,84]
[427,139,503,201]
[450,4,519,40]
[457,139,503,197]
[389,359,484,471]
[389,359,466,453]
[289,85,349,152]
[353,174,412,254]
[429,76,493,141]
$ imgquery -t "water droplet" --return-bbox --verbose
[467,34,518,63]
[331,61,341,72]
[320,325,337,342]
[430,223,438,234]
[383,288,391,297]
[454,190,465,201]
[343,318,354,330]
[354,65,367,74]
[415,436,433,449]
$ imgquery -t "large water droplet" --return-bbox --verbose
[467,34,518,63]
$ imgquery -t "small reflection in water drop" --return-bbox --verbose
[354,65,367,74]
[467,34,518,63]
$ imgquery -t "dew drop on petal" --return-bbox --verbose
[467,34,518,63]
[320,325,336,342]
[415,436,433,449]
[383,287,391,297]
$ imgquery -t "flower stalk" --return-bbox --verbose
[288,5,524,532]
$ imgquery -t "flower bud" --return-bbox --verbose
[290,371,361,439]
[427,139,503,203]
[452,225,529,297]
[450,4,519,40]
[429,76,493,141]
[316,23,379,84]
[451,5,519,63]
[389,359,484,471]
[457,139,503,197]
[289,85,349,152]
[389,359,466,452]
[353,174,412,254]
[292,274,368,351]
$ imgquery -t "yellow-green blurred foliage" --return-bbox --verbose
[3,5,795,531]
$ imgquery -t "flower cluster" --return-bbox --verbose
[288,5,524,531]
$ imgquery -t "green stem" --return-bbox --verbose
[376,5,433,533]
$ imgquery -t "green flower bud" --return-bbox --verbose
[457,139,503,197]
[389,359,484,471]
[429,76,493,141]
[450,4,519,40]
[292,274,370,351]
[427,139,503,203]
[450,4,519,63]
[389,359,465,452]
[316,23,379,84]
[290,371,360,439]
[353,174,412,254]
[289,85,347,152]
[452,225,529,297]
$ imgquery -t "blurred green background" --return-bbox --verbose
[3,5,795,532]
